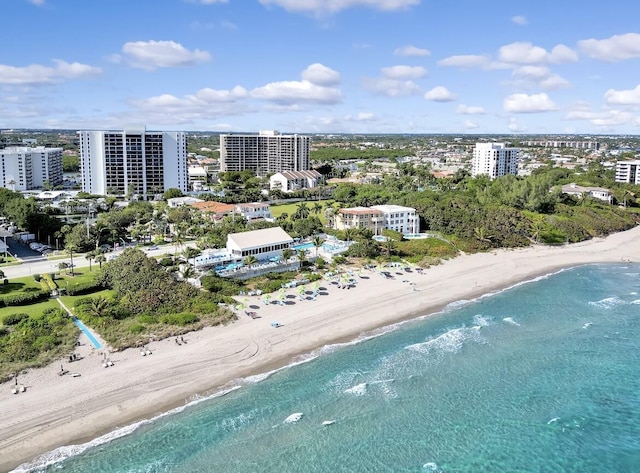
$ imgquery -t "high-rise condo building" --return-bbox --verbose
[615,160,640,185]
[471,143,519,179]
[0,146,63,191]
[77,127,188,197]
[220,130,310,174]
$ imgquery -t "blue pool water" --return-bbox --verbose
[215,262,243,271]
[72,317,102,349]
[291,242,314,251]
[18,263,640,472]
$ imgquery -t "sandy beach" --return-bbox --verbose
[1,226,639,472]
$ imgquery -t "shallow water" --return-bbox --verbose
[18,263,640,472]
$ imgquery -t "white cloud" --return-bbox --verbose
[363,77,421,97]
[0,60,101,85]
[464,120,479,129]
[393,45,430,57]
[251,80,342,104]
[344,112,376,121]
[579,33,640,62]
[498,42,578,64]
[456,104,485,115]
[119,40,211,70]
[511,66,570,90]
[381,65,427,80]
[508,117,526,132]
[504,93,557,113]
[565,108,640,128]
[424,86,457,102]
[512,15,527,25]
[437,55,490,68]
[301,63,341,86]
[258,0,420,16]
[604,84,640,105]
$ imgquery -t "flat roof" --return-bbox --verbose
[340,207,383,215]
[228,227,293,250]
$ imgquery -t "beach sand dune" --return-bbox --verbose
[1,225,639,472]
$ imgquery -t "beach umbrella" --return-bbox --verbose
[297,286,306,300]
[262,294,272,305]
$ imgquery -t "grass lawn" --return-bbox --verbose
[0,275,43,295]
[0,299,60,320]
[270,199,332,225]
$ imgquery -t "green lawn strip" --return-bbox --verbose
[0,299,60,320]
[0,275,43,295]
[270,199,331,225]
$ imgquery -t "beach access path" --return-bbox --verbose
[1,225,640,472]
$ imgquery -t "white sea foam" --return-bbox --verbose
[631,299,640,305]
[283,412,304,423]
[12,384,244,472]
[344,382,368,396]
[221,411,255,431]
[582,322,593,329]
[588,296,625,309]
[405,325,483,357]
[473,314,491,327]
[547,417,560,425]
[422,461,443,472]
[503,317,521,326]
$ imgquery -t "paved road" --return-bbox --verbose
[1,242,196,279]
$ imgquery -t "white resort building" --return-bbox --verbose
[220,130,311,174]
[0,146,63,191]
[615,160,640,185]
[561,183,613,203]
[77,126,188,198]
[269,170,323,193]
[333,205,419,235]
[471,143,519,179]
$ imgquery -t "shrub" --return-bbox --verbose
[129,323,146,334]
[160,312,199,326]
[0,290,50,307]
[66,281,103,296]
[2,312,29,325]
[33,273,42,282]
[159,257,173,267]
[333,255,346,265]
[137,314,157,324]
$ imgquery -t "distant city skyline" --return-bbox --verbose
[2,0,640,135]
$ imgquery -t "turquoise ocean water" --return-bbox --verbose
[15,263,640,473]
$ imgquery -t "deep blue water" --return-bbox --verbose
[16,263,640,472]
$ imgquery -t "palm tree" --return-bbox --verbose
[276,212,289,225]
[312,202,323,215]
[294,202,310,220]
[95,254,106,269]
[296,249,307,269]
[312,235,324,258]
[343,228,354,243]
[473,226,493,244]
[180,265,197,280]
[529,220,546,243]
[282,248,294,262]
[65,243,78,276]
[243,255,258,266]
[383,238,396,259]
[85,251,96,272]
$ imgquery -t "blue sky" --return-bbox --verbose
[3,0,640,134]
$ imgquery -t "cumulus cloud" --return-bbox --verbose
[508,117,526,132]
[464,120,479,129]
[251,80,342,104]
[604,84,640,105]
[424,86,457,102]
[456,104,485,115]
[381,65,427,80]
[393,45,430,57]
[0,60,101,85]
[503,92,557,113]
[512,15,527,25]
[565,107,640,128]
[437,55,491,68]
[301,63,341,86]
[511,65,570,90]
[363,77,421,97]
[498,42,578,64]
[578,33,640,62]
[258,0,420,16]
[117,40,211,70]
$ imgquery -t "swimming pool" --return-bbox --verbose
[291,242,314,251]
[215,262,244,271]
[403,233,429,239]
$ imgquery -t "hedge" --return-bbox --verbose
[65,281,103,296]
[0,290,50,307]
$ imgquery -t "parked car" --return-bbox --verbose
[99,244,113,253]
